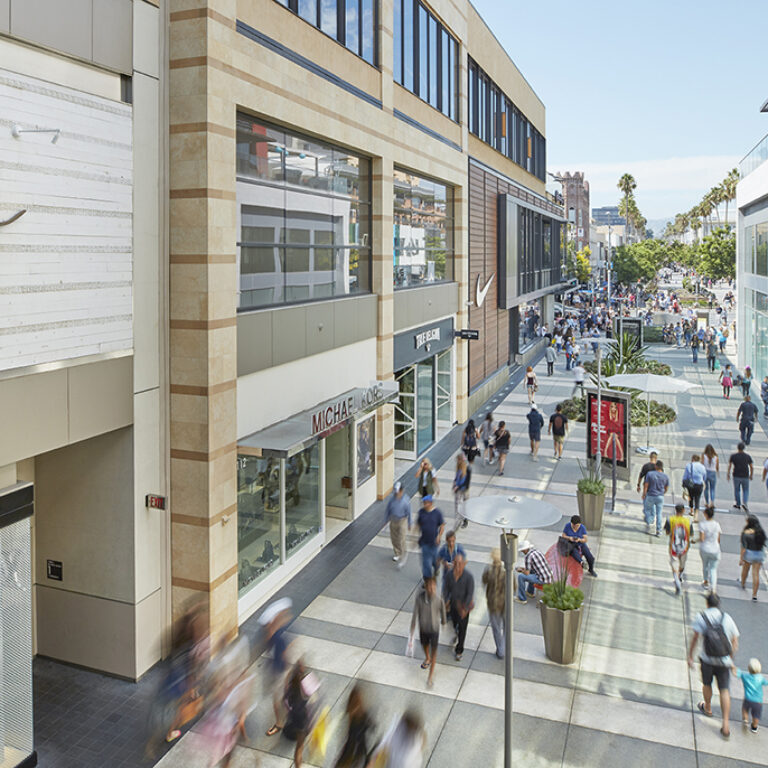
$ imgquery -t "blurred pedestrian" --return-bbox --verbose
[691,333,699,363]
[264,598,293,738]
[385,482,411,566]
[742,366,754,397]
[698,505,722,593]
[545,342,556,376]
[283,660,317,767]
[436,530,466,601]
[444,553,474,662]
[548,404,568,460]
[664,503,691,595]
[727,442,753,512]
[493,420,511,476]
[706,338,717,371]
[479,412,496,465]
[762,377,768,417]
[702,445,719,507]
[415,458,439,499]
[334,684,374,767]
[740,515,767,602]
[526,404,544,461]
[572,361,586,398]
[410,576,446,687]
[417,495,445,581]
[688,593,739,739]
[720,364,733,399]
[482,548,506,659]
[368,710,426,768]
[452,453,471,530]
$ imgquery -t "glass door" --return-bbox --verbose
[394,366,416,458]
[416,359,435,455]
[436,348,452,429]
[325,426,352,519]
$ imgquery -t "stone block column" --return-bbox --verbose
[168,0,239,644]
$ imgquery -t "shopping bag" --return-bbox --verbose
[405,631,415,658]
[308,706,331,762]
[714,359,721,370]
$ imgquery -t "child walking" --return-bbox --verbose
[734,658,768,733]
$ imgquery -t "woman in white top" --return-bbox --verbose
[698,505,722,593]
[479,413,496,465]
[702,444,719,508]
[525,366,538,405]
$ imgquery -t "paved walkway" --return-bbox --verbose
[155,337,768,768]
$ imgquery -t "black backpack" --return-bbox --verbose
[701,612,732,658]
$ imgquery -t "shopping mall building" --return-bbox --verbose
[0,0,565,760]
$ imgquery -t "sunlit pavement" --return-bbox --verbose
[157,331,768,768]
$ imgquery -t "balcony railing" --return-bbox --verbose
[740,132,768,178]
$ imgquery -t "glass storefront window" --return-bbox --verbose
[518,301,541,352]
[393,169,454,289]
[394,367,415,452]
[756,222,768,277]
[285,445,321,557]
[236,114,372,310]
[237,455,282,595]
[356,417,375,486]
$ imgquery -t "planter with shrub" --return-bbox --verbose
[540,575,584,665]
[576,460,606,531]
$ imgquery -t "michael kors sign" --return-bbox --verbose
[310,383,386,436]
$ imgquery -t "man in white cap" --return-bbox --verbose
[514,540,553,604]
[526,404,544,461]
[385,481,411,566]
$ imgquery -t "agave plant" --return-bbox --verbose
[605,332,648,373]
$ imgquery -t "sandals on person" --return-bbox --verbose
[421,660,430,669]
[697,702,713,717]
[266,724,282,737]
[720,727,730,739]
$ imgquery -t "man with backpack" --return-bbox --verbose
[664,503,691,595]
[687,593,740,740]
[548,404,568,460]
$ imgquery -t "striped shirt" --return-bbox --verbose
[525,549,553,584]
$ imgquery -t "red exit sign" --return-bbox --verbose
[145,494,166,510]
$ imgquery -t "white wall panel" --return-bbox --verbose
[0,69,133,372]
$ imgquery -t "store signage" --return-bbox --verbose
[310,383,386,436]
[414,327,441,350]
[475,273,495,307]
[145,494,167,510]
[456,329,480,340]
[46,560,63,581]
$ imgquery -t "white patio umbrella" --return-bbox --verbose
[604,373,698,453]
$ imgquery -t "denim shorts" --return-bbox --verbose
[744,549,765,564]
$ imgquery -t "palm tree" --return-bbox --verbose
[618,173,637,242]
[722,167,738,230]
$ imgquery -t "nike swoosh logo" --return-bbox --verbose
[476,273,495,307]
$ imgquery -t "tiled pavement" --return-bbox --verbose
[153,336,768,767]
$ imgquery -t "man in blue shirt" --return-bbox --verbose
[562,515,597,577]
[385,481,411,566]
[682,455,707,517]
[437,530,467,600]
[643,460,669,536]
[417,495,445,581]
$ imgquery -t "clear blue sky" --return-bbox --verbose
[471,0,768,222]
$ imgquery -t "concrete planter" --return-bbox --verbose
[577,490,605,531]
[540,603,583,665]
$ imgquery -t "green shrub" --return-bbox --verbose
[541,582,584,611]
[643,327,664,343]
[578,478,606,495]
[558,396,676,427]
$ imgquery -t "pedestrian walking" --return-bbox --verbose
[636,451,658,493]
[525,366,538,405]
[564,338,573,370]
[740,515,767,602]
[742,366,755,397]
[514,540,553,604]
[664,503,691,595]
[526,404,544,460]
[737,396,759,446]
[561,515,598,576]
[698,506,722,593]
[333,684,374,767]
[688,593,740,740]
[762,377,768,417]
[702,445,719,507]
[545,343,557,376]
[416,495,445,581]
[443,553,474,661]
[436,530,466,601]
[368,710,426,768]
[720,364,734,399]
[479,412,495,465]
[572,361,586,398]
[451,454,471,530]
[409,576,446,687]
[548,404,568,460]
[682,454,706,519]
[385,482,411,566]
[460,419,480,465]
[493,420,511,475]
[691,334,699,363]
[264,599,293,739]
[707,339,718,372]
[728,442,753,511]
[642,460,669,536]
[482,549,506,659]
[415,458,439,499]
[282,660,315,767]
[733,659,768,734]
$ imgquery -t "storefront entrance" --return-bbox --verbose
[325,426,352,519]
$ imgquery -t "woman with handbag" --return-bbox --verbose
[682,454,706,520]
[460,419,479,465]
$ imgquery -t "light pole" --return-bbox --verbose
[462,495,563,768]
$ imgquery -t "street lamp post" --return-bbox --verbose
[462,495,563,768]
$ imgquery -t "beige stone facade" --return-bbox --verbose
[168,0,552,634]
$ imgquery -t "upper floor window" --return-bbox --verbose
[394,169,454,289]
[392,0,458,121]
[468,57,546,182]
[275,0,377,65]
[236,114,371,310]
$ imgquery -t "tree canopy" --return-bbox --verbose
[612,239,667,284]
[698,227,736,280]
